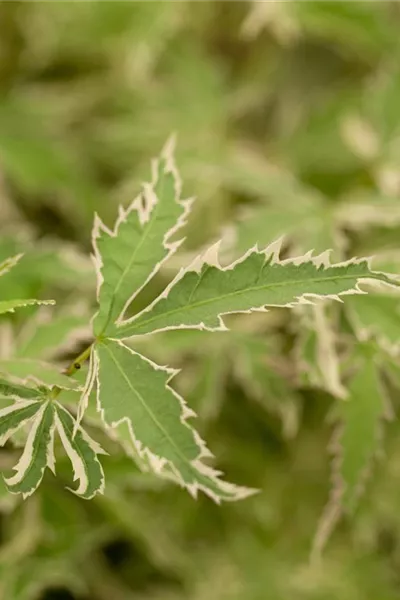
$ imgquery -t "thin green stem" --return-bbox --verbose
[64,344,93,377]
[50,342,94,400]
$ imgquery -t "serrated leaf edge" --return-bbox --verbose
[0,254,23,278]
[54,402,106,499]
[311,355,393,561]
[4,401,56,499]
[0,299,55,315]
[92,136,194,330]
[116,238,399,338]
[95,339,255,503]
[0,399,42,446]
[345,298,400,358]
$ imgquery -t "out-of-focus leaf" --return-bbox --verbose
[0,359,82,390]
[0,254,23,278]
[232,334,300,438]
[313,345,392,557]
[0,298,55,316]
[15,308,89,360]
[294,304,346,398]
[0,237,95,301]
[345,293,400,353]
[293,1,398,57]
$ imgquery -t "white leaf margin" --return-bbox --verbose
[345,294,400,358]
[311,353,393,562]
[54,402,106,499]
[0,399,42,445]
[4,401,56,499]
[0,254,23,278]
[95,339,256,503]
[91,135,194,328]
[115,237,400,338]
[74,345,98,433]
[0,299,55,315]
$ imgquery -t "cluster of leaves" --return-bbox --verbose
[1,140,399,530]
[2,2,400,600]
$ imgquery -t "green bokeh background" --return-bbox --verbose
[2,2,400,599]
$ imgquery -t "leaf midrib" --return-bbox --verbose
[0,402,41,439]
[56,404,99,498]
[9,402,52,491]
[100,342,199,477]
[118,269,383,336]
[101,165,167,331]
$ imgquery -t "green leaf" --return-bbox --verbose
[0,359,82,390]
[345,293,400,352]
[313,347,391,557]
[220,156,339,257]
[187,349,228,422]
[54,403,106,499]
[293,0,397,57]
[0,298,55,316]
[0,476,18,513]
[0,237,94,301]
[0,254,23,278]
[0,378,44,401]
[294,304,346,398]
[114,240,399,339]
[338,359,390,513]
[93,138,192,336]
[337,356,391,512]
[232,334,300,438]
[75,346,98,428]
[4,401,56,498]
[335,192,400,230]
[15,309,89,360]
[96,339,253,502]
[229,201,338,259]
[0,400,43,446]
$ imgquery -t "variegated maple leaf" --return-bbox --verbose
[0,254,55,315]
[3,140,399,502]
[73,139,399,503]
[312,343,393,559]
[0,379,105,500]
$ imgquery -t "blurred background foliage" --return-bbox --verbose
[2,1,400,599]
